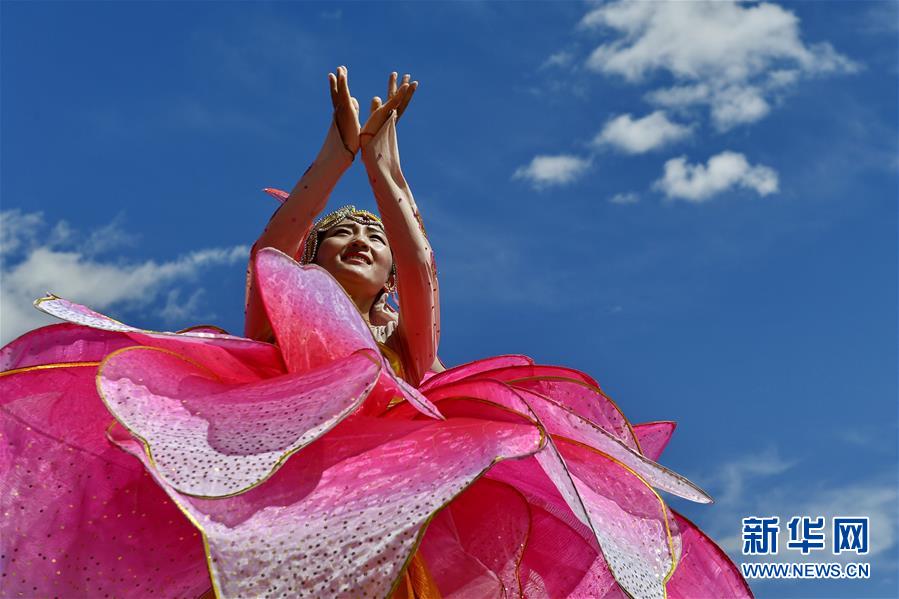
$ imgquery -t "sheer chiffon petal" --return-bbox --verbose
[554,439,678,599]
[666,511,754,598]
[418,478,530,598]
[31,295,285,381]
[0,323,132,371]
[486,457,625,598]
[253,248,377,372]
[633,421,677,461]
[97,345,382,497]
[508,378,637,451]
[4,250,744,598]
[254,247,442,420]
[418,355,534,393]
[514,387,710,504]
[0,366,210,597]
[454,365,636,451]
[108,401,543,599]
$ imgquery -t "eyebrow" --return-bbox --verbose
[330,223,385,234]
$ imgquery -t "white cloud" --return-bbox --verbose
[581,0,858,130]
[609,192,640,205]
[714,447,798,506]
[541,50,574,70]
[513,154,591,188]
[654,151,779,202]
[593,111,691,154]
[701,448,897,569]
[0,210,247,345]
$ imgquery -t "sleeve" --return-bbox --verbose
[360,111,440,385]
[245,120,354,341]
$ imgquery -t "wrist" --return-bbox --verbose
[320,118,356,168]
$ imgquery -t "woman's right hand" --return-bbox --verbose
[329,66,361,155]
[360,72,416,148]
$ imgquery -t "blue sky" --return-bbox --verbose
[2,2,896,596]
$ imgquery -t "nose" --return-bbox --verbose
[349,235,370,250]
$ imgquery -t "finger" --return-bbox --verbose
[382,83,409,111]
[388,72,398,99]
[397,81,417,118]
[370,96,382,116]
[351,96,359,114]
[337,66,351,106]
[328,73,339,107]
[401,73,411,87]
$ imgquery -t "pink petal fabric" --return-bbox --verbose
[513,387,710,504]
[556,439,678,599]
[484,456,627,598]
[418,354,534,393]
[109,402,543,598]
[667,511,754,598]
[508,377,637,450]
[1,242,747,599]
[254,247,442,420]
[263,187,290,203]
[633,421,677,461]
[418,478,530,597]
[0,323,132,371]
[33,294,285,382]
[97,345,382,497]
[0,366,210,597]
[252,249,377,372]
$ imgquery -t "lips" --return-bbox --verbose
[342,250,371,265]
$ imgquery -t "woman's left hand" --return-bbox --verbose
[360,72,417,148]
[329,65,362,154]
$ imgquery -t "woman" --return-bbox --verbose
[0,68,751,599]
[245,67,443,387]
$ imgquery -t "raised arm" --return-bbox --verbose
[245,67,360,341]
[359,76,440,384]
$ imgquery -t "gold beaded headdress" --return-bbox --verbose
[300,205,397,293]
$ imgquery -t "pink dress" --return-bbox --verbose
[0,116,751,599]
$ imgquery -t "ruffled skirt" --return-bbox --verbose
[0,248,750,598]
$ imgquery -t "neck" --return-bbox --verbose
[351,293,376,324]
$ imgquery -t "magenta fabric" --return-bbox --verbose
[1,247,749,598]
[667,511,754,598]
[633,421,677,461]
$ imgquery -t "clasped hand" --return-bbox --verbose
[329,66,417,155]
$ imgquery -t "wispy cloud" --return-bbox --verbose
[513,154,591,189]
[697,447,897,572]
[580,0,858,131]
[609,192,640,205]
[540,50,574,70]
[593,111,692,154]
[654,151,779,202]
[0,210,247,345]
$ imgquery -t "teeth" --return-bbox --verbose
[344,253,369,264]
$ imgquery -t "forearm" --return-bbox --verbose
[245,120,353,340]
[256,121,353,255]
[361,111,440,384]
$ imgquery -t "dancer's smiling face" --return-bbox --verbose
[314,218,393,301]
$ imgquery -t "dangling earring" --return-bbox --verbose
[384,274,398,310]
[384,269,397,294]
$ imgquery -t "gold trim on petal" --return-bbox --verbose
[0,361,101,377]
[95,344,382,499]
[552,435,679,595]
[104,420,224,599]
[506,375,643,455]
[385,422,546,598]
[512,385,712,504]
